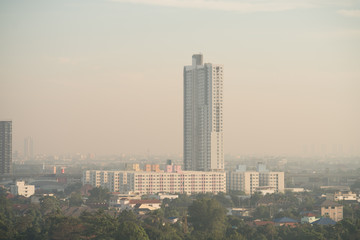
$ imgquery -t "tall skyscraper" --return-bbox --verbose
[0,121,12,175]
[183,54,224,171]
[24,136,34,160]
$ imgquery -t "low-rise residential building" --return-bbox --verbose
[301,213,319,224]
[321,200,343,222]
[83,169,226,195]
[10,181,35,198]
[110,198,161,213]
[334,191,357,201]
[227,208,250,217]
[109,192,142,209]
[273,217,298,227]
[311,218,337,226]
[153,193,179,200]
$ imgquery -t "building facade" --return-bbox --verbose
[0,121,12,175]
[321,200,343,222]
[227,164,284,195]
[10,181,35,198]
[83,170,226,195]
[24,136,34,160]
[183,54,224,171]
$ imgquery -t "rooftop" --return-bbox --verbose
[321,200,342,207]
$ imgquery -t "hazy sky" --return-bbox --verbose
[1,0,359,156]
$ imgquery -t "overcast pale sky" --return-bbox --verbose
[1,0,359,156]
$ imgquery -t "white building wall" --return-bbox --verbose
[83,170,226,195]
[184,55,224,171]
[10,181,35,197]
[228,170,285,195]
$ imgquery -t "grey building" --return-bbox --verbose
[0,121,12,175]
[183,54,224,171]
[24,136,34,160]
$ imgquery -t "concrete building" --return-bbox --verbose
[10,181,35,197]
[125,163,140,171]
[144,164,160,172]
[227,164,284,195]
[24,136,33,160]
[333,191,357,201]
[83,169,226,195]
[183,54,224,171]
[321,200,343,222]
[0,121,12,175]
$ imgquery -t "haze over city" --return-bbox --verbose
[1,0,359,156]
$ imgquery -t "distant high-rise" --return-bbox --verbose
[24,137,34,160]
[0,121,12,175]
[183,54,224,171]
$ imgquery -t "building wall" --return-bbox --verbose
[24,136,34,160]
[83,170,226,195]
[0,121,12,175]
[321,205,343,222]
[10,181,35,197]
[228,170,285,195]
[184,54,224,171]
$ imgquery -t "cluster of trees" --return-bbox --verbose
[1,187,360,240]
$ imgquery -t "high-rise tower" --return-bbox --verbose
[183,54,224,171]
[0,121,12,175]
[24,137,34,160]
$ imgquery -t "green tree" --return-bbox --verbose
[87,187,110,203]
[80,210,118,239]
[253,206,271,219]
[115,221,149,240]
[69,192,83,207]
[40,196,60,215]
[64,182,82,195]
[188,198,227,239]
[46,215,83,240]
[214,192,234,208]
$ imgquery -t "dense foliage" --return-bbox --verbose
[1,187,360,240]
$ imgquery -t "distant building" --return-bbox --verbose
[10,181,35,198]
[24,136,34,160]
[333,191,357,201]
[109,197,161,213]
[109,192,141,209]
[0,121,12,175]
[83,169,226,195]
[183,54,224,171]
[227,163,284,195]
[285,188,306,193]
[227,208,250,217]
[155,193,179,200]
[144,164,160,172]
[321,200,343,222]
[273,217,298,227]
[255,186,276,195]
[125,163,140,171]
[311,217,337,226]
[301,213,319,224]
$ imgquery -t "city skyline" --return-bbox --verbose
[1,0,359,156]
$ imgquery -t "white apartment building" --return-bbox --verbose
[10,181,35,197]
[227,171,259,195]
[183,54,224,171]
[83,170,226,195]
[227,164,284,195]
